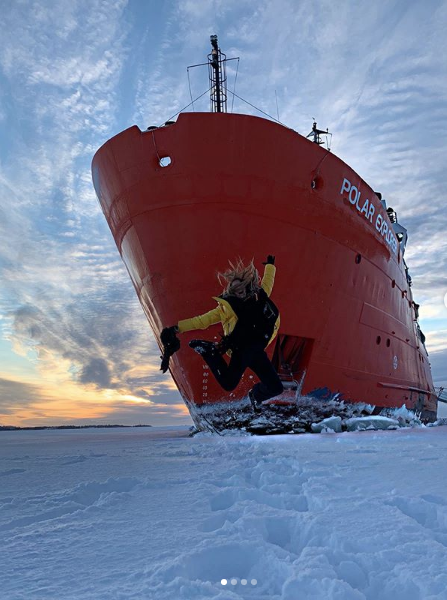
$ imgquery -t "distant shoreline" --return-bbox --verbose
[0,424,152,431]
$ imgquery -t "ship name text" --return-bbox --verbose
[340,178,398,254]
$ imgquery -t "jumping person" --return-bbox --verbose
[160,256,283,412]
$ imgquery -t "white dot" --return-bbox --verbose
[241,579,247,585]
[221,579,227,585]
[251,579,258,586]
[231,578,237,585]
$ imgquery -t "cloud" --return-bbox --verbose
[429,348,447,389]
[0,1,184,423]
[79,357,112,387]
[7,283,171,397]
[425,330,447,354]
[0,377,43,416]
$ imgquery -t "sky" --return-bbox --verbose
[0,0,446,427]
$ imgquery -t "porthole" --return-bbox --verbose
[355,254,362,264]
[159,156,172,167]
[386,339,390,347]
[311,175,323,190]
[392,280,396,288]
[376,336,381,345]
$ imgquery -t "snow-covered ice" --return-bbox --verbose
[1,426,447,599]
[311,416,343,433]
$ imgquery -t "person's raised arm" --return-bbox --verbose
[177,307,221,333]
[261,255,276,297]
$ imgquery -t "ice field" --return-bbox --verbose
[1,425,447,599]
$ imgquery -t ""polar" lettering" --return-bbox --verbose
[340,178,397,254]
[340,178,375,224]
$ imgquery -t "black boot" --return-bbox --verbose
[189,339,218,356]
[249,389,262,413]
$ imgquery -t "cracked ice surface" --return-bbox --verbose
[1,427,447,599]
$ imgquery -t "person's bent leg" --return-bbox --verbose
[247,346,284,402]
[200,349,247,392]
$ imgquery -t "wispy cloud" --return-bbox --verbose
[0,0,188,425]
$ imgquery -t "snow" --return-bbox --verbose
[1,426,447,599]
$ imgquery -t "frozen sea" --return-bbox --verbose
[1,425,447,600]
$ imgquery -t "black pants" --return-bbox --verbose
[202,344,284,402]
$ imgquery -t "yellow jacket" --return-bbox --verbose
[177,264,280,348]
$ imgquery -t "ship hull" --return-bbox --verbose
[92,113,437,427]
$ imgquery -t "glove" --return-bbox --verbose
[160,326,180,373]
[161,326,179,347]
[160,353,171,374]
[262,255,275,265]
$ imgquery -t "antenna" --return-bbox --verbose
[275,90,280,121]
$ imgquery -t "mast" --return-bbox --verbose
[306,121,332,149]
[208,35,227,113]
[307,121,328,145]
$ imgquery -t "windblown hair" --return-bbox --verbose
[217,258,260,299]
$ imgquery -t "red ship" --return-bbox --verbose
[92,37,437,432]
